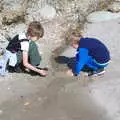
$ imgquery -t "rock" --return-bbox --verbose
[0,34,6,43]
[0,110,3,115]
[107,2,120,12]
[0,32,9,49]
[24,102,30,106]
[115,0,120,2]
[1,0,27,11]
[1,10,26,25]
[25,0,43,22]
[49,0,113,23]
[87,11,120,23]
[0,0,28,25]
[26,1,56,22]
[40,5,56,20]
[5,23,27,38]
[0,15,2,26]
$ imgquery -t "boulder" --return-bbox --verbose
[87,11,120,23]
[107,2,120,12]
[5,23,27,38]
[0,0,28,25]
[25,0,45,22]
[0,33,9,49]
[1,10,25,25]
[1,0,27,11]
[115,0,120,1]
[40,5,56,20]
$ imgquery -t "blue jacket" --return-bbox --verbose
[73,37,110,75]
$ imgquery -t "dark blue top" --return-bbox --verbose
[73,37,110,75]
[79,37,110,63]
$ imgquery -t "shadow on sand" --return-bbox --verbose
[54,56,92,73]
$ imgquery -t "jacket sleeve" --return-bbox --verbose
[73,48,89,75]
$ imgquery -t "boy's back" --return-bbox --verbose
[6,33,29,53]
[79,37,110,63]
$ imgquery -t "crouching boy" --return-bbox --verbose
[6,21,48,76]
[67,35,110,77]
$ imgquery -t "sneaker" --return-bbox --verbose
[88,68,105,76]
[7,64,24,73]
[14,66,23,73]
[7,66,15,73]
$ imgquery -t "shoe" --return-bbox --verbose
[7,65,24,73]
[7,66,15,73]
[88,68,105,76]
[14,66,23,73]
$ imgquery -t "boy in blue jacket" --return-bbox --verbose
[67,36,110,76]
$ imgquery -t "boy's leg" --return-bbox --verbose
[86,56,98,71]
[7,51,23,73]
[15,51,23,72]
[86,56,108,76]
[67,57,76,69]
[16,50,23,64]
[29,41,42,66]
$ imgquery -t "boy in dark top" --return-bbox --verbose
[6,21,48,76]
[67,36,110,76]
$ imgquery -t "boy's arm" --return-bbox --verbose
[22,51,47,76]
[73,48,89,75]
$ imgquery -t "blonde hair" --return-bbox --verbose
[72,39,79,45]
[70,31,83,45]
[27,21,44,38]
[71,35,82,45]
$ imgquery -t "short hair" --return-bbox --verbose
[72,39,79,45]
[71,35,81,45]
[27,21,44,38]
[69,31,83,45]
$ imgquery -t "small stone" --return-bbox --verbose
[40,5,56,19]
[20,96,24,98]
[107,2,120,13]
[24,102,30,106]
[7,87,10,90]
[38,97,42,101]
[0,110,3,115]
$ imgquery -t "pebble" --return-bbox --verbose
[24,102,30,106]
[0,110,3,115]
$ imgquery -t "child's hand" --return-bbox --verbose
[39,70,48,76]
[66,69,74,77]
